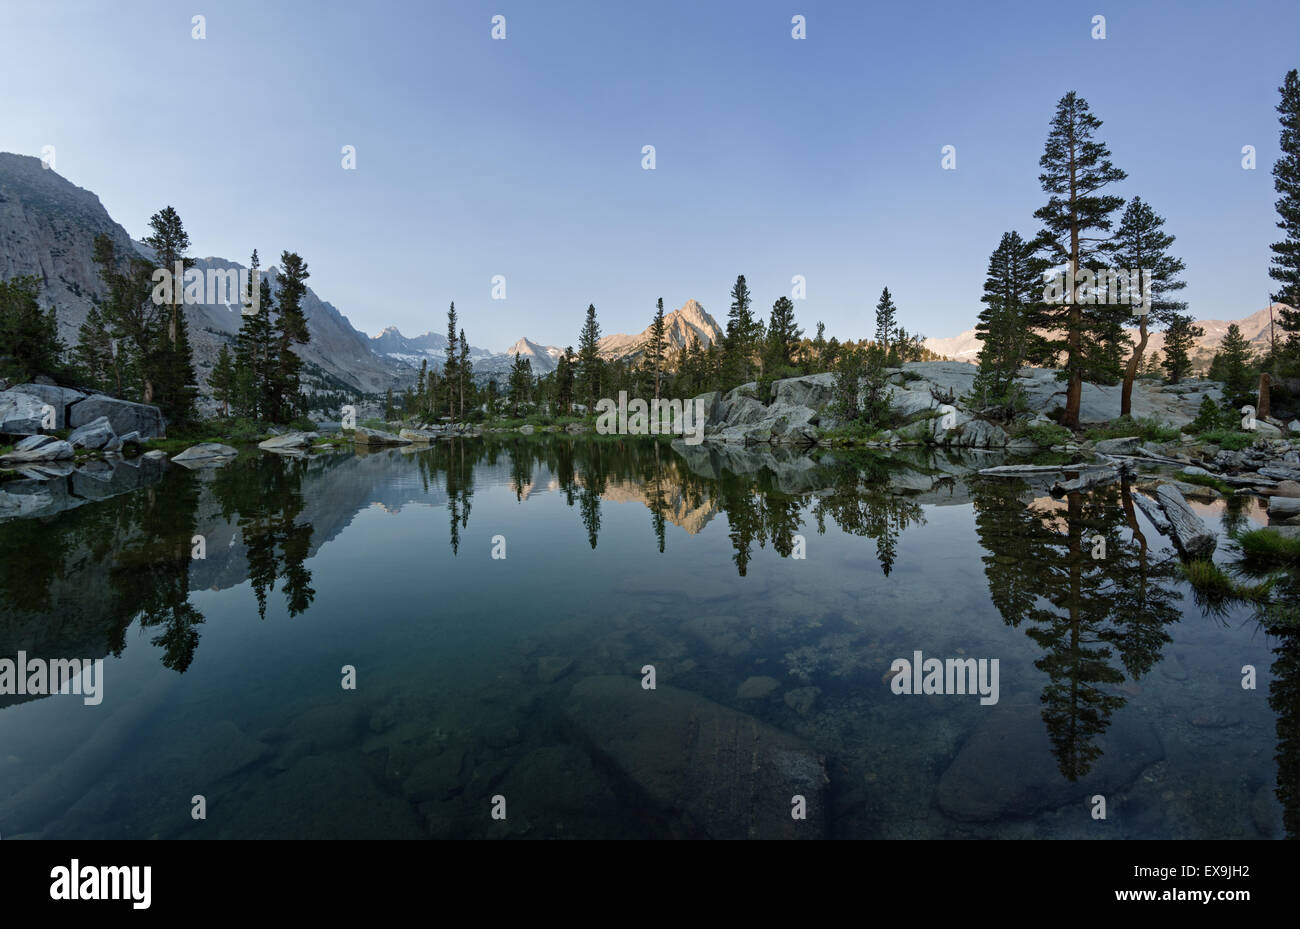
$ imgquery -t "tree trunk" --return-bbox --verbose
[1121,319,1148,418]
[1258,372,1272,420]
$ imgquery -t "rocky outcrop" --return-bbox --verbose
[67,395,164,439]
[564,676,826,839]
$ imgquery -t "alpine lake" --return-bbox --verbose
[0,435,1292,839]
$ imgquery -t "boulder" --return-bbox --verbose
[67,416,116,450]
[948,419,1009,448]
[0,389,48,434]
[171,443,240,468]
[0,438,74,464]
[564,676,826,838]
[258,432,318,452]
[67,395,165,439]
[1,384,85,429]
[351,426,411,447]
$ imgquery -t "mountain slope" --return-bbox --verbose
[0,152,409,399]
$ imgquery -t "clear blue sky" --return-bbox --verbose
[2,0,1297,351]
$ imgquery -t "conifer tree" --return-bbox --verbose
[73,301,116,392]
[577,303,603,411]
[723,275,759,385]
[645,298,666,400]
[267,252,311,423]
[1034,92,1128,427]
[1208,322,1256,399]
[765,295,803,373]
[142,205,191,346]
[972,231,1050,410]
[443,302,460,423]
[874,287,899,364]
[1161,314,1202,384]
[210,343,236,417]
[1101,197,1187,416]
[0,277,64,383]
[1269,69,1300,371]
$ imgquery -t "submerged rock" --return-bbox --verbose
[564,675,827,838]
[736,675,781,700]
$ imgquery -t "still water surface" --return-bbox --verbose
[0,437,1290,838]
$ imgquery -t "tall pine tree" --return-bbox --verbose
[577,303,603,411]
[1034,92,1128,427]
[1269,69,1300,371]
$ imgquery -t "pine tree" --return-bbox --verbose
[508,353,533,416]
[384,387,395,420]
[1161,314,1202,384]
[1208,323,1256,399]
[723,275,759,386]
[234,250,274,418]
[645,298,666,400]
[267,252,311,424]
[458,327,472,419]
[1269,69,1300,371]
[142,205,191,346]
[1101,197,1188,416]
[764,295,803,374]
[153,301,198,426]
[73,301,116,392]
[972,231,1051,410]
[577,303,603,411]
[210,344,236,417]
[0,276,65,383]
[443,302,460,423]
[91,233,163,404]
[1034,92,1128,427]
[874,287,899,364]
[556,346,576,413]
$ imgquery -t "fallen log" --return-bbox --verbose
[1155,484,1217,558]
[1133,492,1172,535]
[978,463,1105,477]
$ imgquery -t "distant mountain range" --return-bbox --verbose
[369,298,724,377]
[4,150,1282,405]
[0,152,725,402]
[923,304,1292,370]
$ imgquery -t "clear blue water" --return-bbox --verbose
[0,437,1290,838]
